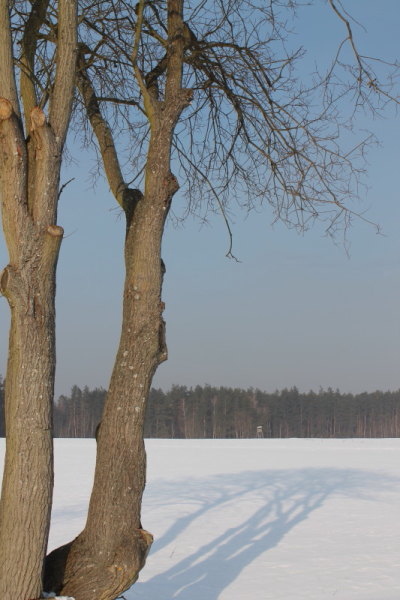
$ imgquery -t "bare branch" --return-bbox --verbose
[131,0,159,122]
[0,98,28,262]
[49,0,77,147]
[165,0,185,99]
[0,0,20,115]
[173,137,239,260]
[20,0,51,133]
[77,50,127,207]
[58,177,75,200]
[327,0,400,109]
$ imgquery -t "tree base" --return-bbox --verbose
[44,529,153,600]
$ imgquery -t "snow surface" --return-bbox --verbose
[1,438,400,599]
[42,593,74,599]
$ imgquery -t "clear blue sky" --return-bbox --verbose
[1,1,399,397]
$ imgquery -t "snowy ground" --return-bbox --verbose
[1,438,400,599]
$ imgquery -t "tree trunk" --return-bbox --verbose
[45,143,178,599]
[0,101,63,599]
[0,236,61,598]
[44,3,191,595]
[0,3,75,594]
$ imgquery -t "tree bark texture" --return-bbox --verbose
[0,101,63,599]
[0,2,76,597]
[44,122,187,600]
[44,2,192,597]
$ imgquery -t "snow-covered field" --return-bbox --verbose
[1,438,400,599]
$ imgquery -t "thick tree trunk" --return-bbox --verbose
[0,234,61,598]
[44,4,191,596]
[0,101,63,599]
[0,1,76,594]
[45,132,179,599]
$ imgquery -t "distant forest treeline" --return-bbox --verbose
[1,376,400,438]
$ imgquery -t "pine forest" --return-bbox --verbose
[1,376,399,439]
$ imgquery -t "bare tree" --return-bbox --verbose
[0,1,77,598]
[0,0,397,598]
[42,1,398,598]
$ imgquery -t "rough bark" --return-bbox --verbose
[0,1,76,597]
[44,2,192,597]
[0,100,63,600]
[44,120,190,600]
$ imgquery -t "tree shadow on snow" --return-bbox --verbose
[130,467,399,600]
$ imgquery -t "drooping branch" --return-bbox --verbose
[40,0,397,237]
[327,0,400,109]
[173,136,238,260]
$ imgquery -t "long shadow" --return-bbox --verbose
[130,467,399,600]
